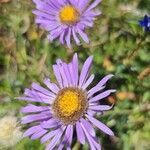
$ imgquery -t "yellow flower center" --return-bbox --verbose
[53,88,87,124]
[59,5,79,24]
[57,90,81,116]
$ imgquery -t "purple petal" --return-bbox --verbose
[31,83,55,97]
[41,128,62,143]
[79,56,93,87]
[66,125,73,150]
[80,118,95,137]
[59,30,66,44]
[35,19,53,25]
[23,125,41,137]
[21,104,49,113]
[80,20,93,27]
[82,74,95,90]
[68,63,76,86]
[31,129,47,140]
[88,86,105,98]
[92,139,101,150]
[53,64,63,88]
[32,10,54,20]
[87,109,96,116]
[94,74,114,88]
[50,26,62,36]
[77,27,89,43]
[25,88,54,99]
[47,28,63,42]
[58,125,73,150]
[19,88,54,104]
[46,129,64,150]
[83,10,101,18]
[89,89,116,102]
[21,111,51,124]
[69,0,78,8]
[44,78,60,94]
[76,121,85,144]
[80,123,97,150]
[57,0,66,6]
[89,105,113,111]
[18,96,53,104]
[17,96,43,103]
[72,27,80,45]
[41,118,60,129]
[86,115,114,136]
[47,0,62,9]
[88,74,114,98]
[78,0,89,12]
[63,63,73,86]
[86,0,102,11]
[25,89,54,103]
[38,22,60,33]
[65,28,72,48]
[72,53,79,86]
[33,0,58,14]
[56,59,69,87]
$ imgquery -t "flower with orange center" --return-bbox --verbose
[32,0,102,48]
[19,53,116,150]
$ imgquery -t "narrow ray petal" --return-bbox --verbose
[53,65,63,88]
[21,111,51,124]
[21,104,49,113]
[88,74,114,97]
[46,129,64,150]
[76,121,85,144]
[89,89,116,102]
[89,105,113,111]
[79,56,93,87]
[44,78,60,94]
[86,115,114,136]
[81,123,97,150]
[23,125,42,138]
[31,129,47,140]
[80,118,95,136]
[82,74,95,90]
[41,128,63,143]
[86,0,102,11]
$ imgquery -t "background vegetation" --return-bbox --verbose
[0,0,150,149]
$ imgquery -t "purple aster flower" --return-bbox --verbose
[18,54,116,150]
[139,15,150,31]
[32,0,101,48]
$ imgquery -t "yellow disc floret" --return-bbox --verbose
[53,88,87,124]
[57,90,81,117]
[59,5,79,24]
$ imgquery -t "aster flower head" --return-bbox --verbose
[19,54,116,150]
[139,15,150,31]
[32,0,101,48]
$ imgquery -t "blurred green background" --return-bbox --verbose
[0,0,150,150]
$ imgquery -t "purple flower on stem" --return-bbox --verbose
[32,0,101,48]
[18,54,115,150]
[139,15,150,31]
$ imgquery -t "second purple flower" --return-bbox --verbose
[32,0,101,48]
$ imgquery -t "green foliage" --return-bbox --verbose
[0,0,150,149]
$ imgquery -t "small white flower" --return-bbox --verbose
[0,116,23,148]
